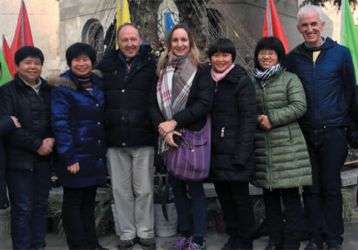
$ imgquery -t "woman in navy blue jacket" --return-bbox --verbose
[51,43,107,250]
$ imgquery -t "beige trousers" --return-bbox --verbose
[107,146,155,240]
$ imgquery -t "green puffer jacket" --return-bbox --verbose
[253,70,312,189]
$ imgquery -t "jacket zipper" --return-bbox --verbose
[214,81,219,93]
[220,127,225,138]
[261,83,272,190]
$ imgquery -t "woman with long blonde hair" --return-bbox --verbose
[154,24,213,250]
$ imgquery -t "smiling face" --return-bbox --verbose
[170,28,190,57]
[257,49,278,70]
[70,55,92,77]
[210,52,233,73]
[297,10,325,47]
[117,25,141,59]
[16,57,42,85]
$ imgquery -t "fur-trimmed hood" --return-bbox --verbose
[47,75,77,90]
[47,70,103,90]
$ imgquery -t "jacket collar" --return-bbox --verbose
[48,70,101,91]
[98,44,154,73]
[291,37,337,58]
[14,74,50,92]
[218,64,248,84]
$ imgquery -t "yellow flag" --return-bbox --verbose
[116,0,131,30]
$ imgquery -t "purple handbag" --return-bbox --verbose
[164,118,211,181]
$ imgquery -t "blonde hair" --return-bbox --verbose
[157,24,203,76]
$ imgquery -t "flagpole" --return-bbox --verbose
[341,0,346,44]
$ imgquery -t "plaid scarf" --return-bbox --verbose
[157,55,197,151]
[253,63,282,82]
[157,55,197,120]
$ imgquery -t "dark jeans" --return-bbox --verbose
[263,188,305,249]
[169,175,207,238]
[6,164,51,250]
[62,186,99,250]
[302,127,347,247]
[214,181,254,248]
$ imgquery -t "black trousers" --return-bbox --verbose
[263,188,305,249]
[62,186,99,250]
[302,127,347,247]
[214,181,255,248]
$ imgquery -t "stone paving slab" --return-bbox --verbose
[1,223,358,250]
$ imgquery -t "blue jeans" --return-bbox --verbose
[6,163,51,250]
[169,175,207,238]
[302,127,347,247]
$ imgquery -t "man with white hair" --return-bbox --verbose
[285,4,356,250]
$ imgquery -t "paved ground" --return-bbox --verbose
[1,222,358,250]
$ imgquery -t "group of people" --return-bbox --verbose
[0,4,356,250]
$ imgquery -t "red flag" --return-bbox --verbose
[262,0,289,53]
[11,0,33,50]
[2,0,34,76]
[2,36,15,76]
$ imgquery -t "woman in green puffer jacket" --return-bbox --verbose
[252,37,312,250]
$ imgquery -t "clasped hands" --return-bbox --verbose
[158,120,181,147]
[258,115,272,131]
[67,162,80,174]
[37,137,55,156]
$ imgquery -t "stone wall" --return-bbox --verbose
[59,0,117,71]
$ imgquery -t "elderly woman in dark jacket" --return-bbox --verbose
[253,37,311,250]
[0,116,20,209]
[208,38,257,250]
[51,43,107,250]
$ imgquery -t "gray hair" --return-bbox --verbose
[297,4,324,24]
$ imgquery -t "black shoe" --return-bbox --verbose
[94,244,109,250]
[265,241,283,250]
[328,245,342,250]
[282,241,300,250]
[221,237,239,250]
[304,241,322,250]
[117,239,136,249]
[138,237,156,250]
[221,237,253,250]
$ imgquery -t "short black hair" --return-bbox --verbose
[207,38,236,61]
[254,36,285,69]
[14,46,44,66]
[65,42,96,67]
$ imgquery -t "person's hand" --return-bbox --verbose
[164,131,182,148]
[10,116,21,128]
[159,120,177,137]
[44,137,55,149]
[67,162,80,174]
[259,115,272,131]
[37,138,55,156]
